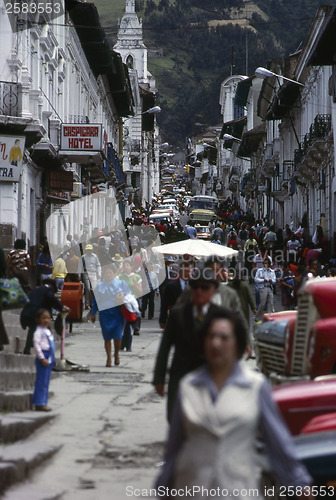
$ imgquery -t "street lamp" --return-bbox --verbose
[142,106,162,115]
[223,133,242,142]
[255,67,304,86]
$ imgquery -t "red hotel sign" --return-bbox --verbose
[49,170,74,191]
[60,124,103,151]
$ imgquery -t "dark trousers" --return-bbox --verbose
[142,291,155,319]
[32,349,54,406]
[0,310,9,348]
[24,325,35,355]
[121,321,134,351]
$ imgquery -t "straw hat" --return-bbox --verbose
[112,254,123,262]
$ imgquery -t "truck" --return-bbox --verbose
[188,195,218,224]
[253,277,336,384]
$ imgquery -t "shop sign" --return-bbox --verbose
[71,182,83,198]
[60,124,104,151]
[0,134,26,182]
[47,191,71,203]
[49,170,73,191]
[51,204,70,215]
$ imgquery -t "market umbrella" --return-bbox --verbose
[152,239,239,258]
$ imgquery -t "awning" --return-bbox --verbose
[237,123,266,157]
[140,87,156,132]
[308,7,336,66]
[264,82,301,121]
[220,117,247,149]
[234,77,253,107]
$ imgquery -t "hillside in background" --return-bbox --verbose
[96,0,336,145]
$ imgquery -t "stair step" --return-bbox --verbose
[0,353,35,372]
[0,391,32,413]
[0,412,56,444]
[0,441,62,494]
[2,484,64,500]
[0,371,36,392]
[0,390,54,413]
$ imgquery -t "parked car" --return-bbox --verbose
[254,278,336,384]
[260,431,336,498]
[195,224,211,240]
[294,431,336,490]
[272,377,336,436]
[301,411,336,434]
[153,206,180,221]
[149,213,173,226]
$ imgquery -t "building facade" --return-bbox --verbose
[0,0,133,258]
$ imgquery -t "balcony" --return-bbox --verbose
[0,81,21,117]
[68,115,90,124]
[130,139,141,155]
[271,161,293,201]
[262,138,281,177]
[294,114,332,177]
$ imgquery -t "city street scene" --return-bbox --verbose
[1,0,336,499]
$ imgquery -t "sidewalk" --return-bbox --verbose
[2,289,267,500]
[3,315,168,500]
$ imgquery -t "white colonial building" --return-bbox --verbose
[0,0,133,261]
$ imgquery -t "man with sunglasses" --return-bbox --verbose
[153,265,221,422]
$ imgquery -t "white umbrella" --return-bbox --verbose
[152,239,239,258]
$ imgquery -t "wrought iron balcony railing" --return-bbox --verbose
[0,81,21,117]
[294,114,332,168]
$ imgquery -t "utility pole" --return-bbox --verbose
[231,46,235,76]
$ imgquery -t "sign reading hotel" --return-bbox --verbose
[60,124,103,151]
[0,134,26,182]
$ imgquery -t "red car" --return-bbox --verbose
[301,412,336,434]
[273,377,336,435]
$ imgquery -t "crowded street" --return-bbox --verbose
[1,297,265,500]
[2,0,336,499]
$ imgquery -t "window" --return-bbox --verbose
[233,103,244,120]
[126,55,134,69]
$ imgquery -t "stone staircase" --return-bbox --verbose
[0,340,62,497]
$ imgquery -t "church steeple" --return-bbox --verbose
[125,0,135,14]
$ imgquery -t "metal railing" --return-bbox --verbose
[68,115,90,124]
[294,114,332,168]
[0,81,21,116]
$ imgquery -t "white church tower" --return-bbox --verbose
[114,0,155,88]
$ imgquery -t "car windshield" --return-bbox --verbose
[150,216,169,222]
[196,227,209,233]
[158,205,175,210]
[190,201,217,211]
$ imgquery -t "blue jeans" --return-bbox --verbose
[54,278,65,290]
[32,349,54,406]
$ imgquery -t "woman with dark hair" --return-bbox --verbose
[156,309,312,498]
[7,239,31,291]
[91,265,131,366]
[36,243,53,283]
